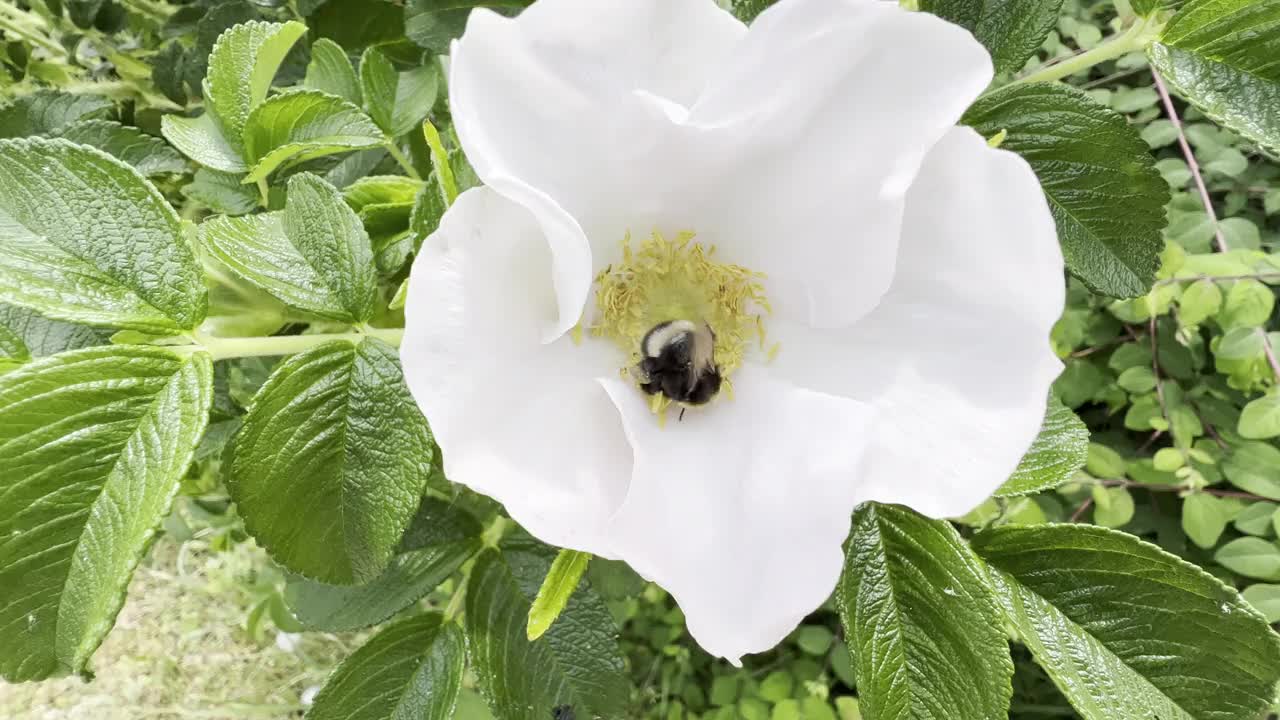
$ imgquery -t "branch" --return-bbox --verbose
[1152,66,1228,253]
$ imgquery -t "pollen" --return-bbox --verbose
[591,230,772,412]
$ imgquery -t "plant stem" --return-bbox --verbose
[385,142,421,180]
[1260,330,1280,382]
[1011,16,1163,86]
[177,328,405,361]
[0,17,63,56]
[1157,272,1280,286]
[255,178,270,208]
[1152,67,1227,252]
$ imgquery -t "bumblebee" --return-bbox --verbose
[635,320,722,410]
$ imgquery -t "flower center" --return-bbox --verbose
[588,231,774,417]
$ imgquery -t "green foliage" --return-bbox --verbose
[229,338,434,584]
[838,504,1013,720]
[0,347,212,680]
[997,394,1090,496]
[405,0,533,51]
[527,549,592,641]
[921,0,1066,75]
[965,82,1170,298]
[974,525,1280,720]
[305,613,463,720]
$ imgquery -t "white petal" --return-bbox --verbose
[401,186,631,552]
[690,0,995,327]
[600,367,874,664]
[449,0,745,244]
[770,126,1065,518]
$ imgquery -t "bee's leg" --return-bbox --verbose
[679,407,687,422]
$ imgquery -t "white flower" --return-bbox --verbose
[401,0,1064,662]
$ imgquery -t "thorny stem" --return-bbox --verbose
[1152,67,1228,253]
[385,142,422,180]
[1260,330,1280,382]
[1011,15,1164,86]
[173,327,405,362]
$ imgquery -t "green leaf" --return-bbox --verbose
[305,38,361,105]
[996,395,1089,496]
[204,20,308,151]
[242,90,385,184]
[1149,0,1280,155]
[1182,492,1232,548]
[199,175,377,322]
[1178,278,1222,325]
[284,498,481,632]
[344,175,423,209]
[1215,537,1280,581]
[283,173,378,322]
[964,83,1169,298]
[305,613,463,720]
[466,537,629,718]
[1219,279,1274,329]
[1091,486,1136,527]
[973,524,1280,720]
[160,112,247,173]
[1240,394,1280,440]
[0,91,112,138]
[421,120,458,205]
[725,0,778,22]
[52,120,186,177]
[0,138,207,333]
[527,549,591,641]
[405,0,532,52]
[837,503,1013,720]
[1223,442,1280,500]
[1242,584,1280,623]
[360,48,440,138]
[229,338,434,584]
[920,0,1065,75]
[0,346,213,680]
[1234,501,1278,537]
[0,304,104,356]
[183,168,259,216]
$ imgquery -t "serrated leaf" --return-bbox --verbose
[183,168,259,216]
[997,395,1089,497]
[1240,394,1280,440]
[360,48,439,138]
[466,537,628,719]
[837,503,1013,720]
[1223,442,1280,500]
[305,38,361,105]
[305,613,463,720]
[161,112,247,173]
[1149,0,1280,155]
[283,173,378,322]
[527,549,591,641]
[920,0,1065,75]
[1216,537,1280,581]
[973,524,1280,720]
[0,91,112,138]
[0,304,104,356]
[0,138,206,333]
[344,175,423,209]
[0,346,212,680]
[405,0,532,51]
[242,89,385,184]
[53,120,186,176]
[964,83,1169,298]
[229,338,433,584]
[204,20,308,150]
[285,498,481,632]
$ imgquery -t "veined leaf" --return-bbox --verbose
[997,394,1089,496]
[0,346,212,681]
[285,498,481,632]
[466,537,629,719]
[527,550,591,641]
[54,120,187,177]
[305,614,463,720]
[973,524,1280,720]
[229,339,434,584]
[305,38,362,105]
[405,0,533,51]
[0,91,112,139]
[242,90,385,184]
[0,138,207,333]
[344,175,423,210]
[360,48,439,138]
[0,322,29,371]
[921,0,1066,75]
[1149,0,1280,155]
[965,83,1169,298]
[0,304,104,356]
[183,169,259,216]
[203,20,308,150]
[838,503,1013,720]
[160,112,247,173]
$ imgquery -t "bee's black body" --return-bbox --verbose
[637,320,722,406]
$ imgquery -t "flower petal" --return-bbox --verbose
[449,0,745,241]
[689,0,996,327]
[770,126,1065,519]
[401,186,632,552]
[600,368,874,664]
